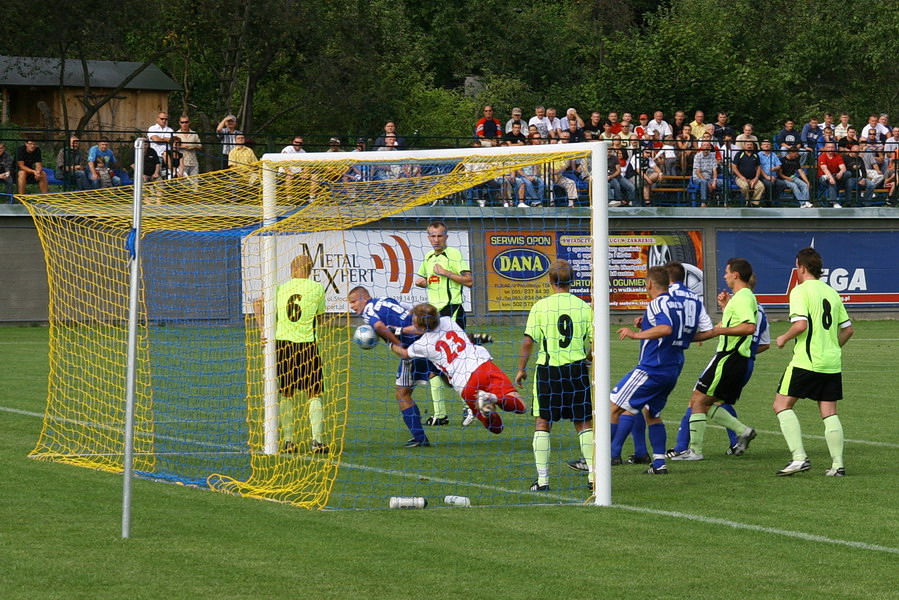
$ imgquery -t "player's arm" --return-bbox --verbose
[515,335,535,386]
[432,265,473,288]
[838,322,854,347]
[776,316,807,348]
[714,321,755,337]
[388,341,411,359]
[618,324,672,340]
[372,320,403,346]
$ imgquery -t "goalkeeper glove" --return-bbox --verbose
[470,332,494,345]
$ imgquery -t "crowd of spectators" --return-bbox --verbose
[5,107,899,208]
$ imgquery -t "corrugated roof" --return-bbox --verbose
[0,56,181,91]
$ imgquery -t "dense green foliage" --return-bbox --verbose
[3,0,899,139]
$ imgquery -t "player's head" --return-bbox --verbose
[748,273,757,290]
[412,303,440,331]
[347,286,371,314]
[426,221,448,252]
[663,261,685,284]
[795,247,823,278]
[291,255,312,279]
[547,259,573,288]
[725,257,753,285]
[646,266,669,293]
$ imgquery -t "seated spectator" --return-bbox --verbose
[838,126,860,151]
[779,146,812,207]
[716,132,740,164]
[56,135,89,190]
[605,145,625,206]
[776,119,800,154]
[735,123,758,144]
[691,141,719,207]
[549,144,580,207]
[513,161,545,207]
[800,117,822,150]
[860,114,883,141]
[843,144,875,205]
[858,139,885,188]
[505,107,528,133]
[655,136,678,175]
[619,122,633,140]
[0,143,13,198]
[228,134,257,168]
[163,137,185,179]
[834,112,852,140]
[528,106,550,139]
[607,111,621,135]
[864,126,884,153]
[817,142,849,208]
[731,141,764,206]
[16,139,50,194]
[646,111,672,139]
[139,144,162,183]
[758,139,786,202]
[475,105,503,146]
[565,118,586,143]
[819,127,838,151]
[670,110,687,138]
[545,107,563,140]
[598,120,616,141]
[613,145,635,204]
[374,120,406,149]
[689,110,707,139]
[885,147,899,204]
[88,139,121,189]
[280,136,306,181]
[675,125,695,175]
[634,113,649,138]
[502,122,527,146]
[629,146,662,205]
[584,111,604,139]
[713,112,734,141]
[92,156,117,189]
[566,108,585,128]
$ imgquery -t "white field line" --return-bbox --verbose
[5,403,899,555]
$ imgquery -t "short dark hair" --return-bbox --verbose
[796,247,823,278]
[726,258,753,282]
[412,303,440,331]
[647,266,670,289]
[548,259,573,287]
[663,261,685,283]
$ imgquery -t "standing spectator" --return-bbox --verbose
[610,266,688,474]
[374,120,406,149]
[834,112,852,140]
[545,107,563,140]
[689,110,707,138]
[516,259,594,490]
[646,111,672,139]
[779,146,812,207]
[817,142,849,208]
[87,139,121,188]
[773,247,852,476]
[528,106,551,139]
[254,255,329,454]
[0,143,13,198]
[16,139,49,194]
[758,139,786,202]
[56,135,89,190]
[147,112,174,159]
[843,144,874,205]
[475,105,502,145]
[175,116,202,176]
[217,114,242,168]
[731,141,764,206]
[712,112,734,141]
[280,136,306,181]
[228,134,256,168]
[414,221,475,425]
[671,258,759,462]
[505,107,528,133]
[691,141,719,207]
[502,122,527,146]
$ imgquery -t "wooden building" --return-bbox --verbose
[0,56,181,137]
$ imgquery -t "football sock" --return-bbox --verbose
[279,395,296,442]
[578,427,594,482]
[776,409,806,461]
[631,411,648,457]
[428,376,449,419]
[709,403,747,435]
[611,413,634,459]
[688,412,707,453]
[533,430,551,486]
[674,407,691,452]
[823,414,844,469]
[401,404,426,442]
[647,423,667,469]
[719,403,740,446]
[308,396,324,441]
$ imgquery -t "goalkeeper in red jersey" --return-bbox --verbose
[388,304,526,434]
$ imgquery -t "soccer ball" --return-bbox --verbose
[353,325,379,349]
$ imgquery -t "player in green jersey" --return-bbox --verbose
[254,255,328,454]
[773,247,853,476]
[516,260,594,491]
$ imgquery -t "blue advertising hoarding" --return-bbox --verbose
[716,231,896,306]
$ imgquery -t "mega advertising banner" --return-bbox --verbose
[241,230,471,313]
[485,230,703,311]
[717,231,897,306]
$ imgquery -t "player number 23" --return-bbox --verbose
[435,331,467,363]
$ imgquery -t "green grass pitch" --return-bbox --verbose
[1,321,898,599]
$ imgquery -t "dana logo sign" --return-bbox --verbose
[493,249,550,281]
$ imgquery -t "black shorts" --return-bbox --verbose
[439,303,466,330]
[777,365,843,402]
[694,351,750,404]
[276,340,323,397]
[534,360,592,423]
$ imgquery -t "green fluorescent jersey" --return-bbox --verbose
[788,279,850,373]
[717,286,757,358]
[417,246,469,309]
[524,292,593,366]
[275,278,326,343]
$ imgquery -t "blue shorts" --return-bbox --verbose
[610,367,679,418]
[396,358,441,388]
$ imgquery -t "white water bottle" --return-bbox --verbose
[443,495,471,507]
[389,496,428,509]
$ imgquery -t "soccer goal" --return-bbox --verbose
[21,141,611,511]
